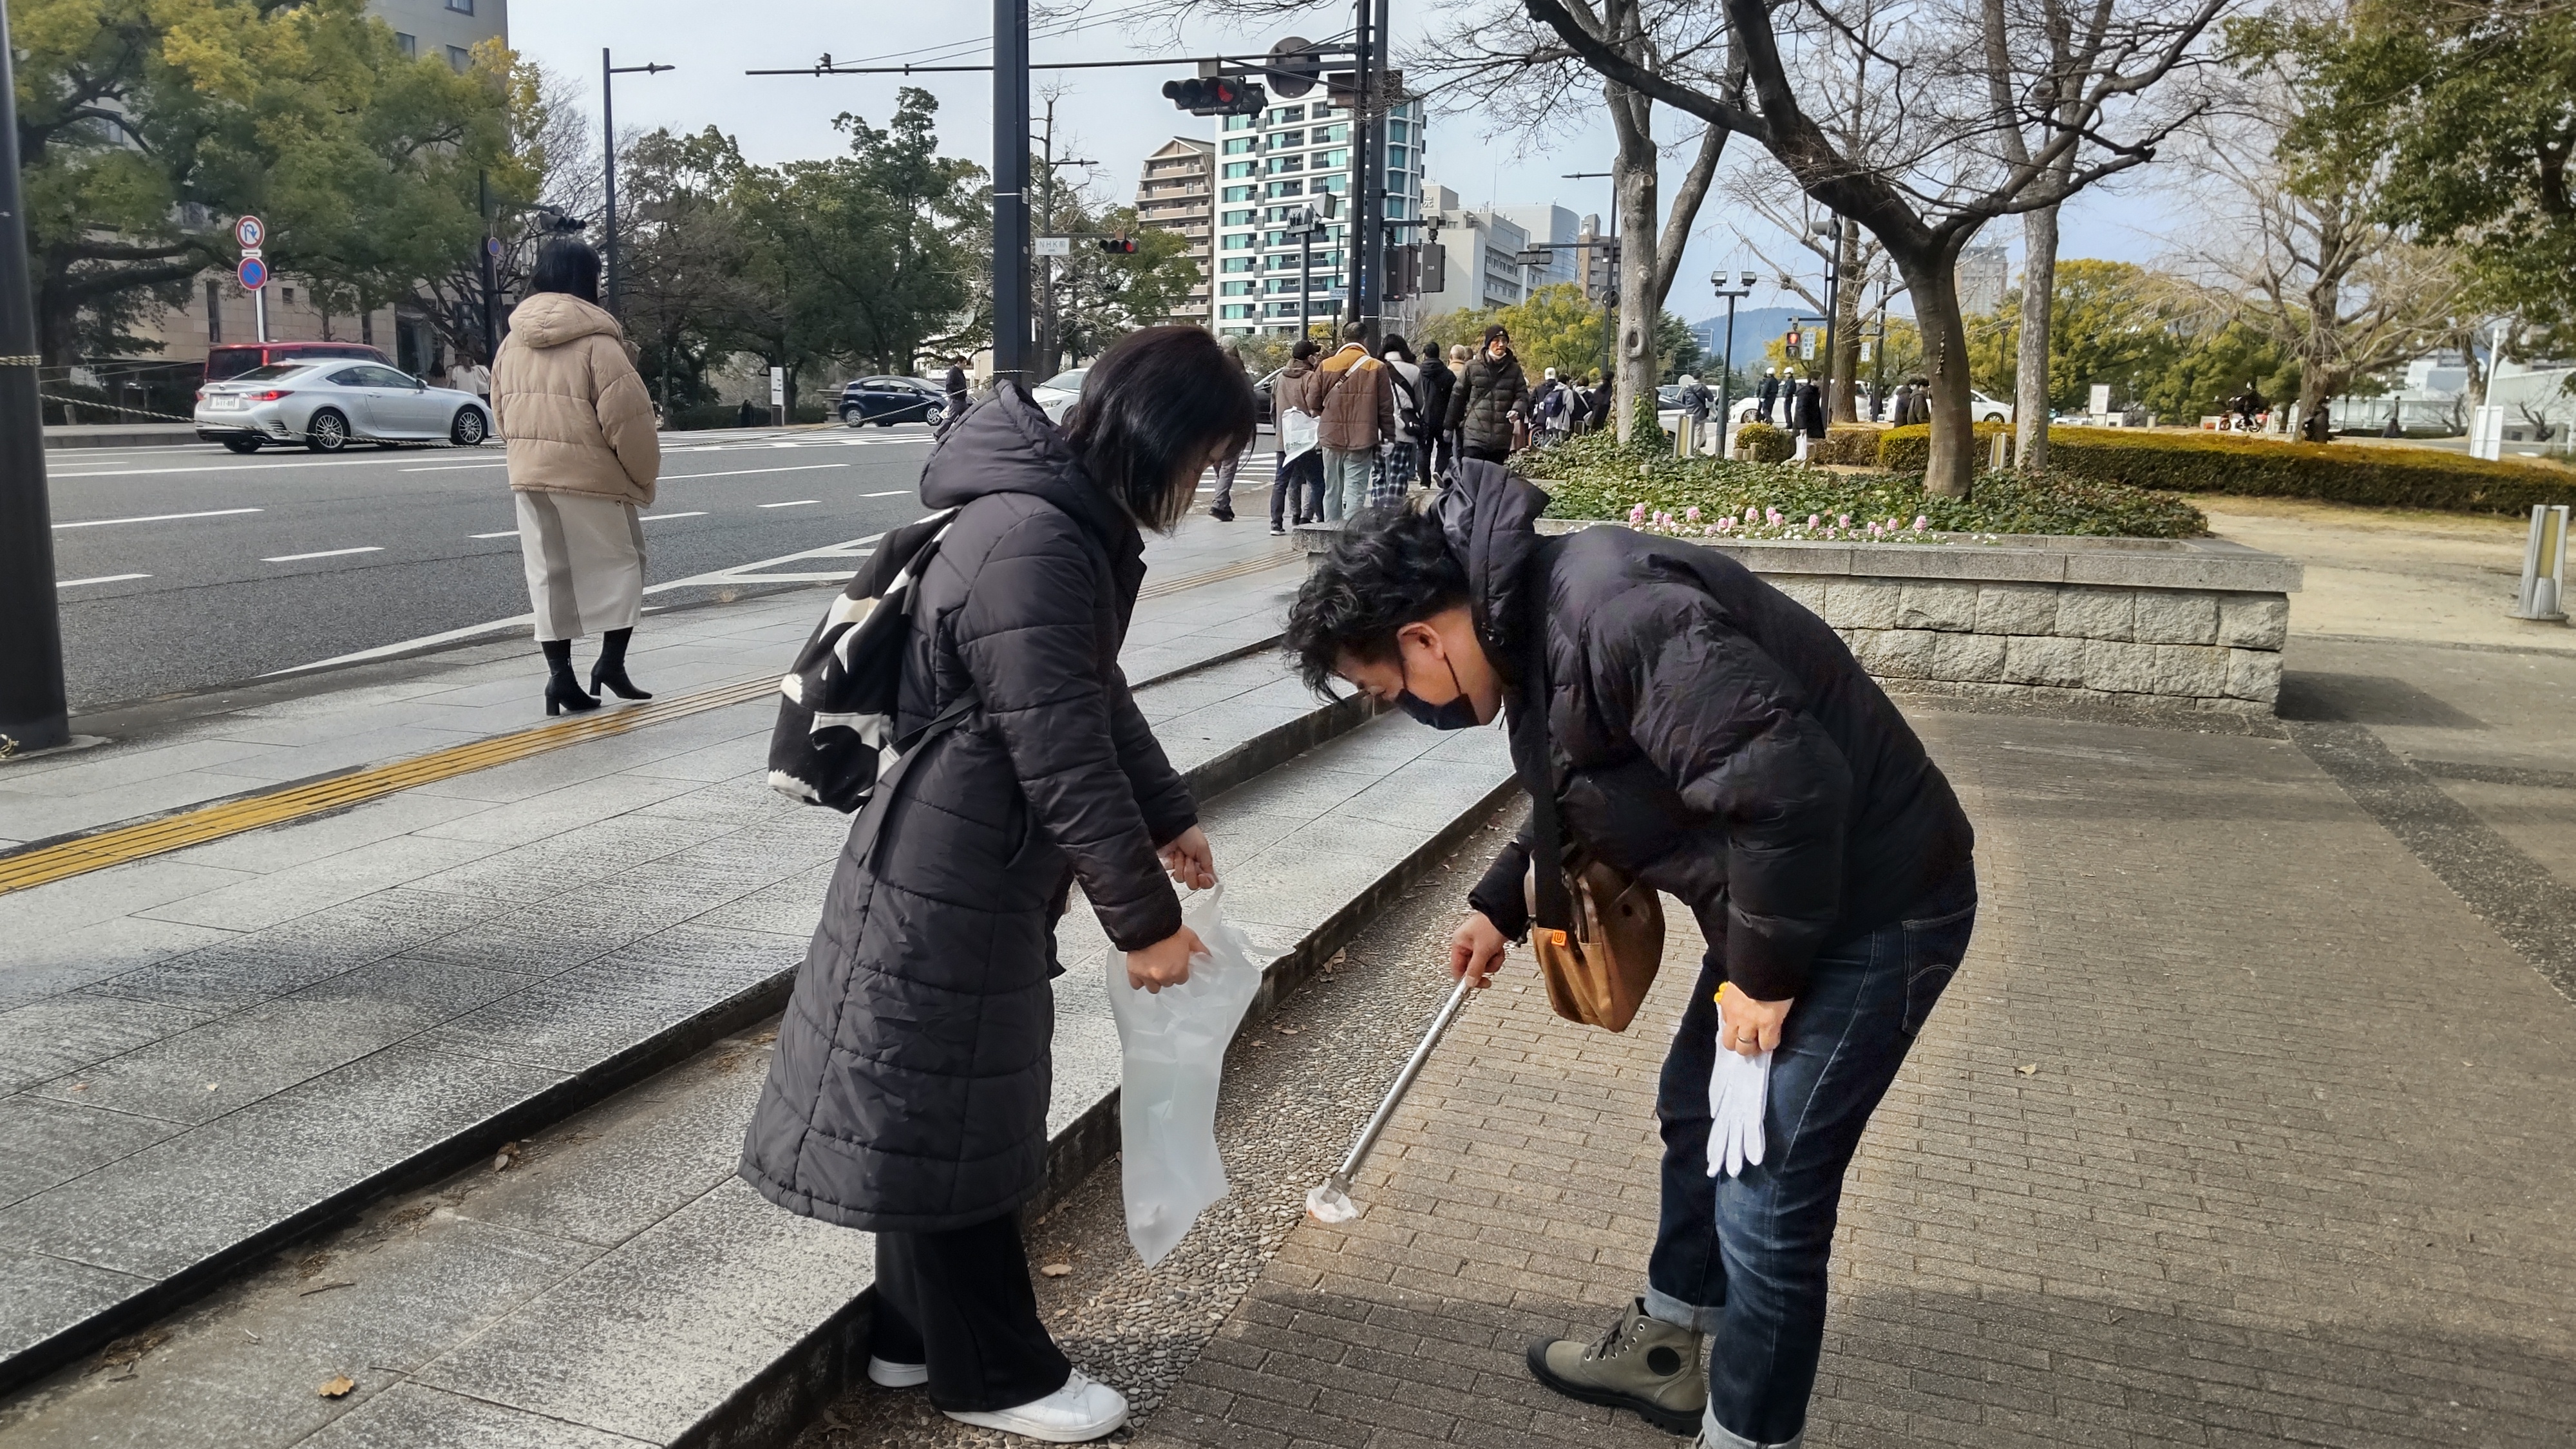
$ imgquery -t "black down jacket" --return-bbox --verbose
[741,386,1197,1233]
[1446,350,1528,454]
[1446,461,1974,1001]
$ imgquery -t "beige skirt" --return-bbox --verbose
[515,490,645,641]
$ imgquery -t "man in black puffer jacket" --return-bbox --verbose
[1286,461,1975,1449]
[1446,325,1529,462]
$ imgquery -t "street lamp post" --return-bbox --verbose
[992,0,1032,386]
[1710,269,1756,454]
[0,1,67,755]
[1810,218,1841,419]
[600,50,675,320]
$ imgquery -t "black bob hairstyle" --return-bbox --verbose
[1064,325,1258,533]
[529,236,602,304]
[1282,506,1470,695]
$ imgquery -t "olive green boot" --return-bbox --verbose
[1525,1298,1707,1434]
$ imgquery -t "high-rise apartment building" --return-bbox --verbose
[1209,95,1426,337]
[1956,244,2009,317]
[1135,137,1217,326]
[1493,205,1579,291]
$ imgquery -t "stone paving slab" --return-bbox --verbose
[0,705,1515,1448]
[1130,701,2576,1449]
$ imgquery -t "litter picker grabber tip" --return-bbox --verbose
[1307,970,1479,1223]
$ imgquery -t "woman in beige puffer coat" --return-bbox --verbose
[491,235,662,715]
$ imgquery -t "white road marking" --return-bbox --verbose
[53,507,262,530]
[401,462,510,472]
[262,547,383,563]
[862,490,909,498]
[261,530,895,677]
[470,530,519,539]
[758,499,820,509]
[50,455,488,479]
[661,463,850,481]
[57,573,151,588]
[639,511,708,522]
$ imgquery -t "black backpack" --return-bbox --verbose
[767,507,971,813]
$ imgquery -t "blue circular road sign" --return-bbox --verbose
[237,256,269,290]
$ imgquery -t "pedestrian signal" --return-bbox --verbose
[1163,76,1267,116]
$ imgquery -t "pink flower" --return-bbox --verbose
[1703,524,1718,536]
[1837,513,1851,528]
[1629,502,1648,524]
[1868,521,1883,537]
[1745,505,1759,523]
[1808,514,1821,529]
[1913,515,1929,531]
[1716,516,1734,533]
[1685,506,1701,524]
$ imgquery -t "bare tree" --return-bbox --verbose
[1523,0,2229,494]
[1721,168,1899,420]
[2173,57,2470,432]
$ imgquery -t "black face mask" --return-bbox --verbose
[1396,654,1482,731]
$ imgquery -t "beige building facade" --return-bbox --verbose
[1135,137,1217,327]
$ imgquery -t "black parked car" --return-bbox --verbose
[838,375,947,428]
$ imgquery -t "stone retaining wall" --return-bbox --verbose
[1300,520,2303,716]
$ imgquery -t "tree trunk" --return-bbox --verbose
[1830,219,1862,422]
[2015,203,2059,471]
[1612,113,1660,442]
[1895,250,1976,497]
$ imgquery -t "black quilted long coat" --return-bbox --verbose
[741,387,1196,1233]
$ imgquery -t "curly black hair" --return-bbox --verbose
[1283,507,1470,695]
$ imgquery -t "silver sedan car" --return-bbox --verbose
[194,362,495,453]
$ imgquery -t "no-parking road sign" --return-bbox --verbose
[237,256,269,290]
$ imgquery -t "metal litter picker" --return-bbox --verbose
[1307,972,1479,1222]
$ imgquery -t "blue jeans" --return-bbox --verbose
[1320,447,1373,520]
[1645,864,1978,1448]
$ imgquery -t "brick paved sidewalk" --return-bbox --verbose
[1135,706,2576,1449]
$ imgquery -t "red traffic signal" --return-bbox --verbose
[1099,236,1139,254]
[1162,75,1267,116]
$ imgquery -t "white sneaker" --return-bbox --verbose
[866,1356,927,1388]
[941,1368,1128,1442]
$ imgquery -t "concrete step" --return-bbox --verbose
[0,629,1342,1394]
[0,709,1517,1448]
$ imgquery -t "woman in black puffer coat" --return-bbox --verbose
[1446,323,1528,462]
[743,327,1253,1441]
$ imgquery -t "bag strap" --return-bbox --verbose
[846,691,979,867]
[1519,553,1573,934]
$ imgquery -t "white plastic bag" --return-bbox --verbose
[1105,884,1263,1265]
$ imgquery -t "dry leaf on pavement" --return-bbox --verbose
[2014,1064,2038,1076]
[1039,1262,1072,1278]
[317,1376,356,1399]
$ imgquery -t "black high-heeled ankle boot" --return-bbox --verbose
[589,627,652,701]
[543,639,599,716]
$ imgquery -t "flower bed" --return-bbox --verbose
[1514,432,2208,539]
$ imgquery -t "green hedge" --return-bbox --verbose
[1880,424,2574,514]
[1812,425,1882,467]
[1516,431,2207,538]
[1732,422,1794,463]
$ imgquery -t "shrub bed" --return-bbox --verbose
[1812,425,1883,466]
[1731,421,1794,462]
[1515,432,2208,539]
[1879,424,2573,514]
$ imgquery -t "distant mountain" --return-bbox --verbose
[1685,307,1808,363]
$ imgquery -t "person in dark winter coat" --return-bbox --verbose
[744,326,1249,1443]
[1416,345,1457,479]
[940,357,970,436]
[1756,367,1780,423]
[1447,325,1529,462]
[1794,376,1826,439]
[1283,461,1976,1449]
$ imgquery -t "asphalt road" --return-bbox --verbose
[43,424,943,710]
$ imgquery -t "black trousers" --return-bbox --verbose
[872,1209,1071,1413]
[1463,443,1510,465]
[1269,448,1325,527]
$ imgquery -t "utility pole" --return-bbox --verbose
[992,0,1032,388]
[478,170,500,363]
[1347,0,1388,344]
[601,50,675,319]
[0,2,68,754]
[1032,97,1094,379]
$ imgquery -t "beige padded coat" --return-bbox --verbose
[492,293,661,508]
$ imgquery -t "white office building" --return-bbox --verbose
[1493,205,1580,290]
[1413,185,1531,317]
[1210,95,1427,337]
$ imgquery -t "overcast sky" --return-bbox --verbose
[513,0,2178,328]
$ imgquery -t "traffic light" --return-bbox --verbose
[1099,236,1139,254]
[1162,76,1267,116]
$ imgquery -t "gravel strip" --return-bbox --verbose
[790,804,1524,1448]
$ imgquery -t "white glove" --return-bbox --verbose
[1705,1014,1771,1179]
